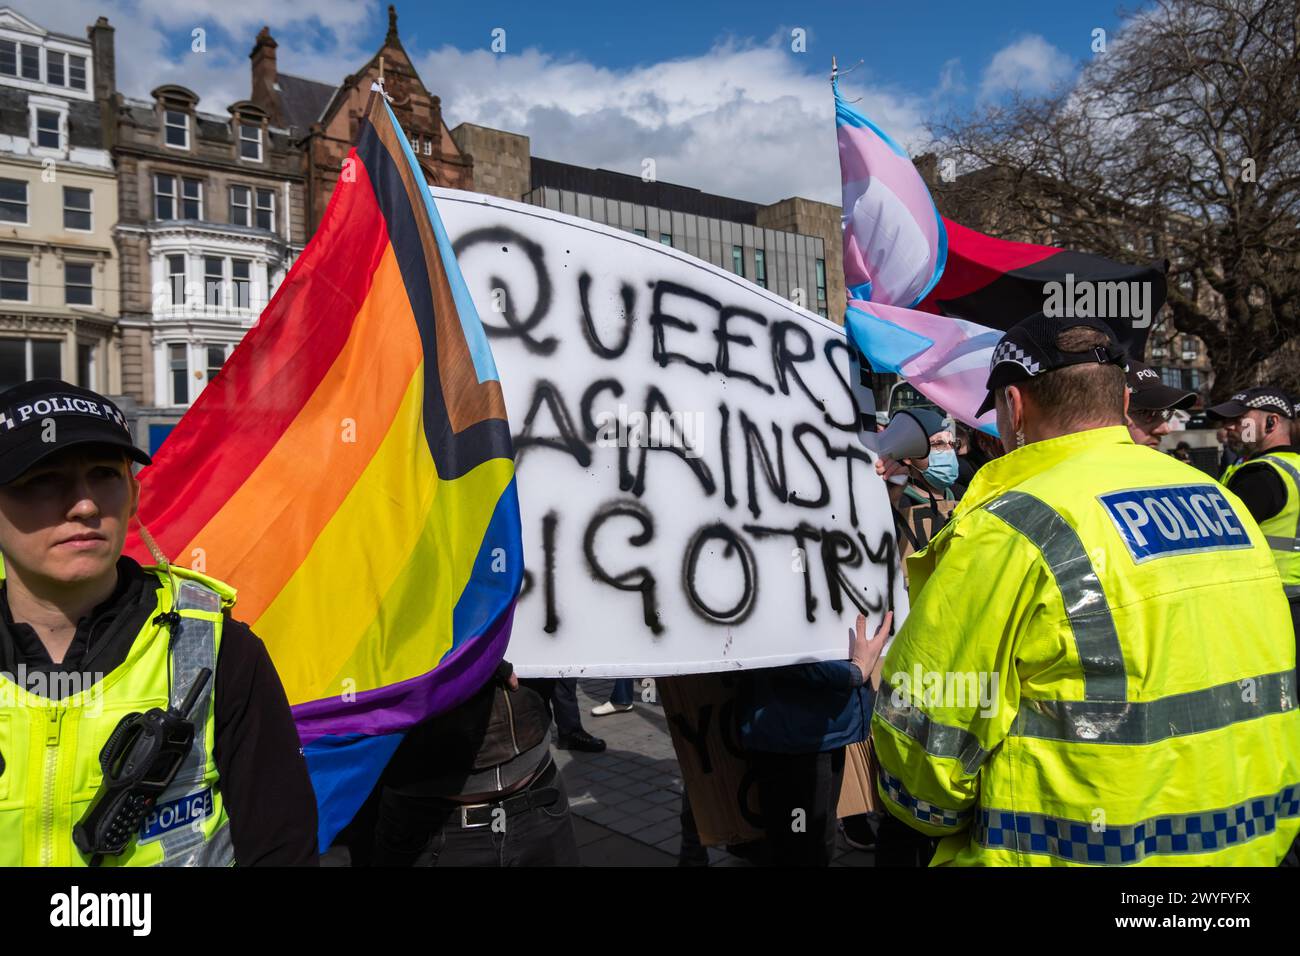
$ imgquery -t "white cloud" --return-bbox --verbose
[419,40,932,205]
[979,34,1074,100]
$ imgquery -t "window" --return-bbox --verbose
[0,40,14,77]
[0,179,27,224]
[182,178,202,219]
[0,257,28,300]
[35,109,60,149]
[255,188,275,231]
[46,51,65,87]
[65,261,94,306]
[169,343,188,405]
[0,338,60,390]
[164,109,189,149]
[232,259,251,308]
[633,228,647,238]
[20,43,38,80]
[659,233,672,247]
[77,342,95,390]
[239,122,262,161]
[732,245,744,278]
[815,258,827,303]
[818,307,828,318]
[204,256,223,307]
[205,345,227,383]
[68,55,86,91]
[167,255,186,306]
[229,185,250,227]
[422,138,432,156]
[63,187,92,230]
[755,249,767,289]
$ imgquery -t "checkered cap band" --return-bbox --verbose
[990,339,1044,377]
[1243,394,1293,415]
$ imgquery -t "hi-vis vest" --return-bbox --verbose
[1235,452,1300,599]
[0,565,235,866]
[873,426,1300,866]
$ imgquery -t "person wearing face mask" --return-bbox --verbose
[1124,360,1196,451]
[1207,387,1300,645]
[871,313,1299,866]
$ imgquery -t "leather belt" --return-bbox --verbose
[458,759,560,829]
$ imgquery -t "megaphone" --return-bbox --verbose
[863,409,932,462]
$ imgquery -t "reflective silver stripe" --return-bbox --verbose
[874,679,990,773]
[1260,455,1300,553]
[157,822,234,868]
[977,783,1300,864]
[158,579,222,865]
[985,491,1126,701]
[1013,671,1297,745]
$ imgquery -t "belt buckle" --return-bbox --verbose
[460,803,492,829]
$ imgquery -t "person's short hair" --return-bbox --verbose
[1017,326,1127,428]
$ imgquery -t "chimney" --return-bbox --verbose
[87,17,116,150]
[250,27,281,125]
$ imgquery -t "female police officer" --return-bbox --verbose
[0,379,317,866]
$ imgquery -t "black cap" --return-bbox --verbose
[1206,386,1295,420]
[0,379,150,484]
[976,313,1128,416]
[1126,359,1196,412]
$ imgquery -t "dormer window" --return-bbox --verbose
[164,109,189,149]
[28,97,67,155]
[34,109,59,148]
[239,122,261,161]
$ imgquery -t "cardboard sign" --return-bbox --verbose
[659,671,880,846]
[436,188,908,677]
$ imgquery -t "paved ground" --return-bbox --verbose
[555,679,874,867]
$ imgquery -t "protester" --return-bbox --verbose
[736,611,890,866]
[0,379,317,866]
[520,676,606,752]
[1172,440,1193,463]
[591,678,636,716]
[872,316,1300,865]
[371,658,579,866]
[1218,426,1245,478]
[1208,387,1300,649]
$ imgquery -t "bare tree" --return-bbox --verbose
[932,0,1300,397]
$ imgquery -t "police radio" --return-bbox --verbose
[72,667,211,864]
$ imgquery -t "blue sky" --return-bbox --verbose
[41,0,1142,203]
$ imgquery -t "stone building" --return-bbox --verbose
[0,8,118,393]
[111,69,307,448]
[249,6,473,234]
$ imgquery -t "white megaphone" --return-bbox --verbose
[863,409,932,463]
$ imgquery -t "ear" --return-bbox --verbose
[1006,384,1026,433]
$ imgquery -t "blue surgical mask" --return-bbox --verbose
[923,449,958,489]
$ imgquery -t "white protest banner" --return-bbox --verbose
[435,188,908,677]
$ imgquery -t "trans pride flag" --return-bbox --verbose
[127,91,523,848]
[835,76,1162,433]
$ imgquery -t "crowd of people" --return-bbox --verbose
[0,309,1296,867]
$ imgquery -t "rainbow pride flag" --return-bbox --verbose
[126,90,523,849]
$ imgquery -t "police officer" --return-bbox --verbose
[1124,359,1195,451]
[0,380,317,866]
[1208,387,1300,643]
[872,315,1300,865]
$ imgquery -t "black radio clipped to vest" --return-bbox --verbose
[72,667,211,863]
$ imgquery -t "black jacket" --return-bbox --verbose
[0,556,318,866]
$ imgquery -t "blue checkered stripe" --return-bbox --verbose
[977,784,1300,864]
[878,768,972,831]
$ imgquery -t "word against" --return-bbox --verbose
[1100,485,1251,563]
[1041,273,1152,328]
[50,887,151,937]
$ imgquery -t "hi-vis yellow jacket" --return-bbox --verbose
[0,565,235,866]
[1229,451,1300,598]
[873,426,1300,866]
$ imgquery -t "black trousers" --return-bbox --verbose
[371,759,580,866]
[519,677,584,736]
[749,747,846,867]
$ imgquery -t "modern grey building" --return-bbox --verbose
[522,157,834,319]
